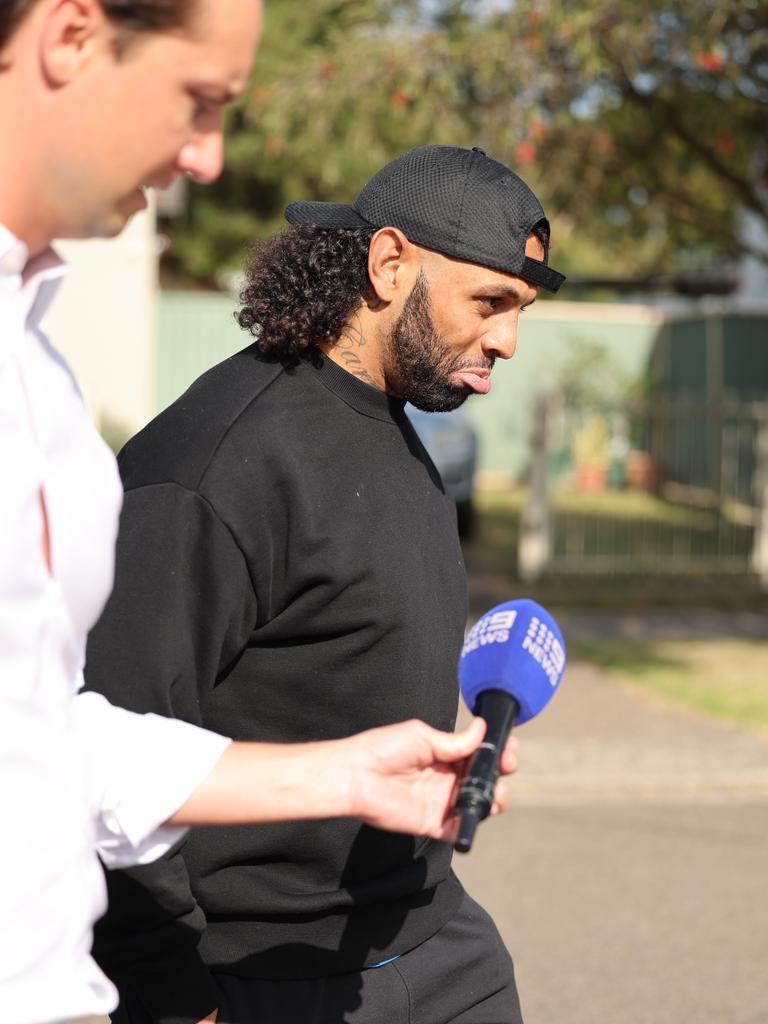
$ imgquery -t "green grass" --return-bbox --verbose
[553,489,715,527]
[468,488,754,572]
[573,638,768,733]
[477,487,713,524]
[477,486,742,532]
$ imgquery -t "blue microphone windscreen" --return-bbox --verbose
[459,599,566,725]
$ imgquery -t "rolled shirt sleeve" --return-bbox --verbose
[72,690,231,868]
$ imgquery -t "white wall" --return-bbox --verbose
[42,204,157,441]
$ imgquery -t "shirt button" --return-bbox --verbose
[0,249,26,275]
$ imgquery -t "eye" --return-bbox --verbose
[191,93,220,121]
[480,297,502,311]
[195,98,215,117]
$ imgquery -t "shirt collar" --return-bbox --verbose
[0,223,29,288]
[0,222,67,331]
[310,347,408,425]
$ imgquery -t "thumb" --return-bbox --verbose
[430,717,486,763]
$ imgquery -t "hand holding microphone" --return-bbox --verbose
[454,599,567,853]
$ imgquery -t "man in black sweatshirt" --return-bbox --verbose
[84,145,565,1024]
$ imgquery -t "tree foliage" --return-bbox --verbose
[164,0,768,288]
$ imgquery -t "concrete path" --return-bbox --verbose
[454,615,768,1024]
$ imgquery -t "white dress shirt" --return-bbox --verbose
[0,224,231,1024]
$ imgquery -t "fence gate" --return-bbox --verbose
[519,393,768,587]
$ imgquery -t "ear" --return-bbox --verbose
[367,227,419,304]
[40,0,107,86]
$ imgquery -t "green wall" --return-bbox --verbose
[722,316,768,400]
[157,294,661,477]
[459,306,660,477]
[157,292,247,413]
[646,311,768,492]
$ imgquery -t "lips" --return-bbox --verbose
[456,370,491,395]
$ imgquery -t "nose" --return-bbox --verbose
[176,129,225,185]
[482,315,519,360]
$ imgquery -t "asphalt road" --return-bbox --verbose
[454,650,768,1024]
[457,800,768,1024]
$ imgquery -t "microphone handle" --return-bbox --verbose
[454,689,518,854]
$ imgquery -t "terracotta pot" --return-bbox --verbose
[576,464,607,492]
[624,450,658,491]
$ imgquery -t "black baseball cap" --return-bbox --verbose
[285,144,565,293]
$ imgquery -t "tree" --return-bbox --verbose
[503,0,768,279]
[163,0,767,288]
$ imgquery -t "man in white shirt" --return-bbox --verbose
[0,4,518,1023]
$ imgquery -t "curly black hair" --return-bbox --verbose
[236,225,376,365]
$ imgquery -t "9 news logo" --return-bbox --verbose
[522,617,565,687]
[461,609,518,656]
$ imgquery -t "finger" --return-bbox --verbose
[498,736,520,776]
[436,810,463,844]
[502,735,520,755]
[489,780,508,816]
[427,716,486,763]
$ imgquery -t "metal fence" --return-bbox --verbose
[518,393,768,586]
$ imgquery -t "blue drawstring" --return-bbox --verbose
[365,954,401,969]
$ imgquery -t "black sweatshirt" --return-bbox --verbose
[84,346,468,1023]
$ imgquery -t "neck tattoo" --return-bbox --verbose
[336,324,379,388]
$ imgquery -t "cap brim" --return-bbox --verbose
[284,201,371,230]
[519,256,566,294]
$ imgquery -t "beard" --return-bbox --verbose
[387,271,492,412]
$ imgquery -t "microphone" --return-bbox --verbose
[453,599,566,853]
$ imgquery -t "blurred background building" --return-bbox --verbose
[48,0,768,594]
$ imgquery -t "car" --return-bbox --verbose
[405,404,479,538]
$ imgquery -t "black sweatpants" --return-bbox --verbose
[118,891,523,1024]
